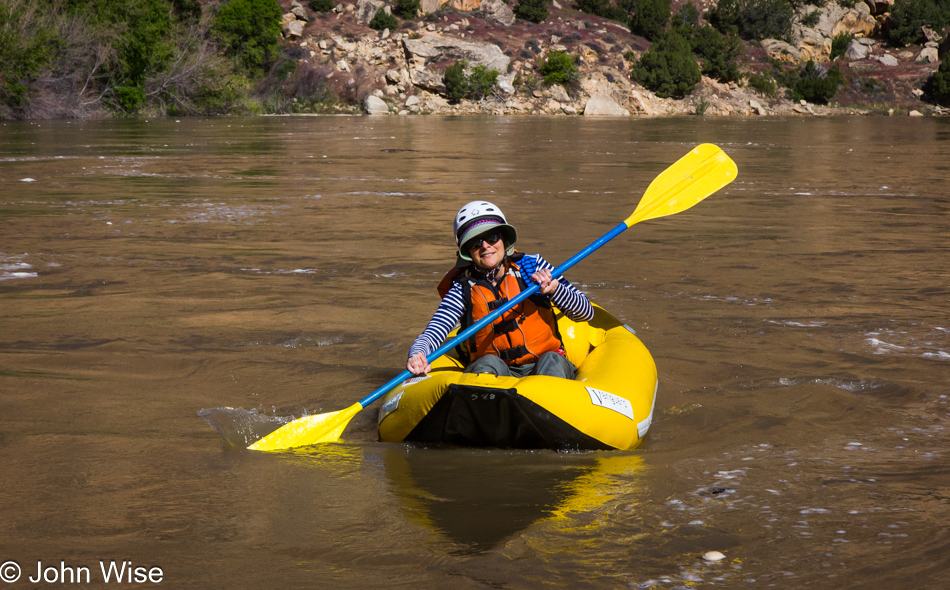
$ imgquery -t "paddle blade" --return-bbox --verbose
[624,144,737,228]
[247,402,363,451]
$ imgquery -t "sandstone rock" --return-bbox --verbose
[356,0,384,24]
[291,2,310,22]
[917,47,939,63]
[761,39,801,63]
[909,110,924,117]
[450,0,481,10]
[583,93,629,116]
[876,53,898,66]
[845,39,869,60]
[863,0,893,16]
[562,104,578,115]
[403,35,510,74]
[405,95,420,107]
[282,12,296,24]
[497,73,516,94]
[550,84,570,102]
[410,68,447,93]
[922,26,942,44]
[480,0,516,27]
[386,69,403,84]
[750,100,767,116]
[833,5,877,38]
[364,95,389,114]
[420,0,440,14]
[797,26,831,62]
[629,90,653,116]
[283,20,305,38]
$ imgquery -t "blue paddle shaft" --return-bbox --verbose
[357,221,629,409]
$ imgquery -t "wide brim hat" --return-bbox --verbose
[456,218,517,261]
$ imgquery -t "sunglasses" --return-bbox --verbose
[465,231,504,252]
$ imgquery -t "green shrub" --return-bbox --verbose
[443,61,468,102]
[624,0,672,41]
[798,8,821,27]
[789,60,843,103]
[691,25,743,83]
[746,72,778,97]
[0,3,61,111]
[922,53,950,106]
[630,31,701,98]
[888,0,949,47]
[468,65,499,99]
[311,0,335,11]
[672,2,700,34]
[443,61,500,101]
[394,0,421,18]
[515,0,550,22]
[694,96,710,115]
[706,0,795,41]
[538,50,578,85]
[369,9,399,30]
[830,32,853,60]
[575,0,629,22]
[212,0,283,77]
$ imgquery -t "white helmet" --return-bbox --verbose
[453,200,518,261]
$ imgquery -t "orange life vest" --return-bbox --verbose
[438,254,562,366]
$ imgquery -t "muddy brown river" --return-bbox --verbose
[1,116,948,588]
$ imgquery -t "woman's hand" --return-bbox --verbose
[407,353,431,375]
[532,268,560,296]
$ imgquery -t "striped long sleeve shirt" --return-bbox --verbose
[409,254,594,359]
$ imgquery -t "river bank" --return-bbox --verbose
[278,0,949,117]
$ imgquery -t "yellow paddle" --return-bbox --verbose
[247,143,737,451]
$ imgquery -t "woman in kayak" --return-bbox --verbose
[407,201,593,379]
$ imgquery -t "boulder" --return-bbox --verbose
[797,26,831,61]
[583,93,629,116]
[833,4,878,38]
[876,53,898,66]
[290,1,310,22]
[364,95,390,115]
[629,90,653,116]
[863,0,893,16]
[497,73,516,94]
[916,46,939,64]
[283,20,305,38]
[922,26,942,44]
[356,0,385,24]
[420,0,441,15]
[845,39,869,60]
[410,69,447,93]
[750,100,767,116]
[480,0,515,26]
[549,84,570,102]
[761,39,801,63]
[450,0,481,10]
[386,69,403,84]
[403,35,510,74]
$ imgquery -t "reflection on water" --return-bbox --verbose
[383,449,644,555]
[1,116,948,588]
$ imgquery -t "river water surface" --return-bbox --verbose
[1,116,948,588]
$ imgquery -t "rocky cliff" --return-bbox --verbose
[277,0,948,116]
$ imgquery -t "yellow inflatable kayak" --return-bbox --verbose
[378,304,657,451]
